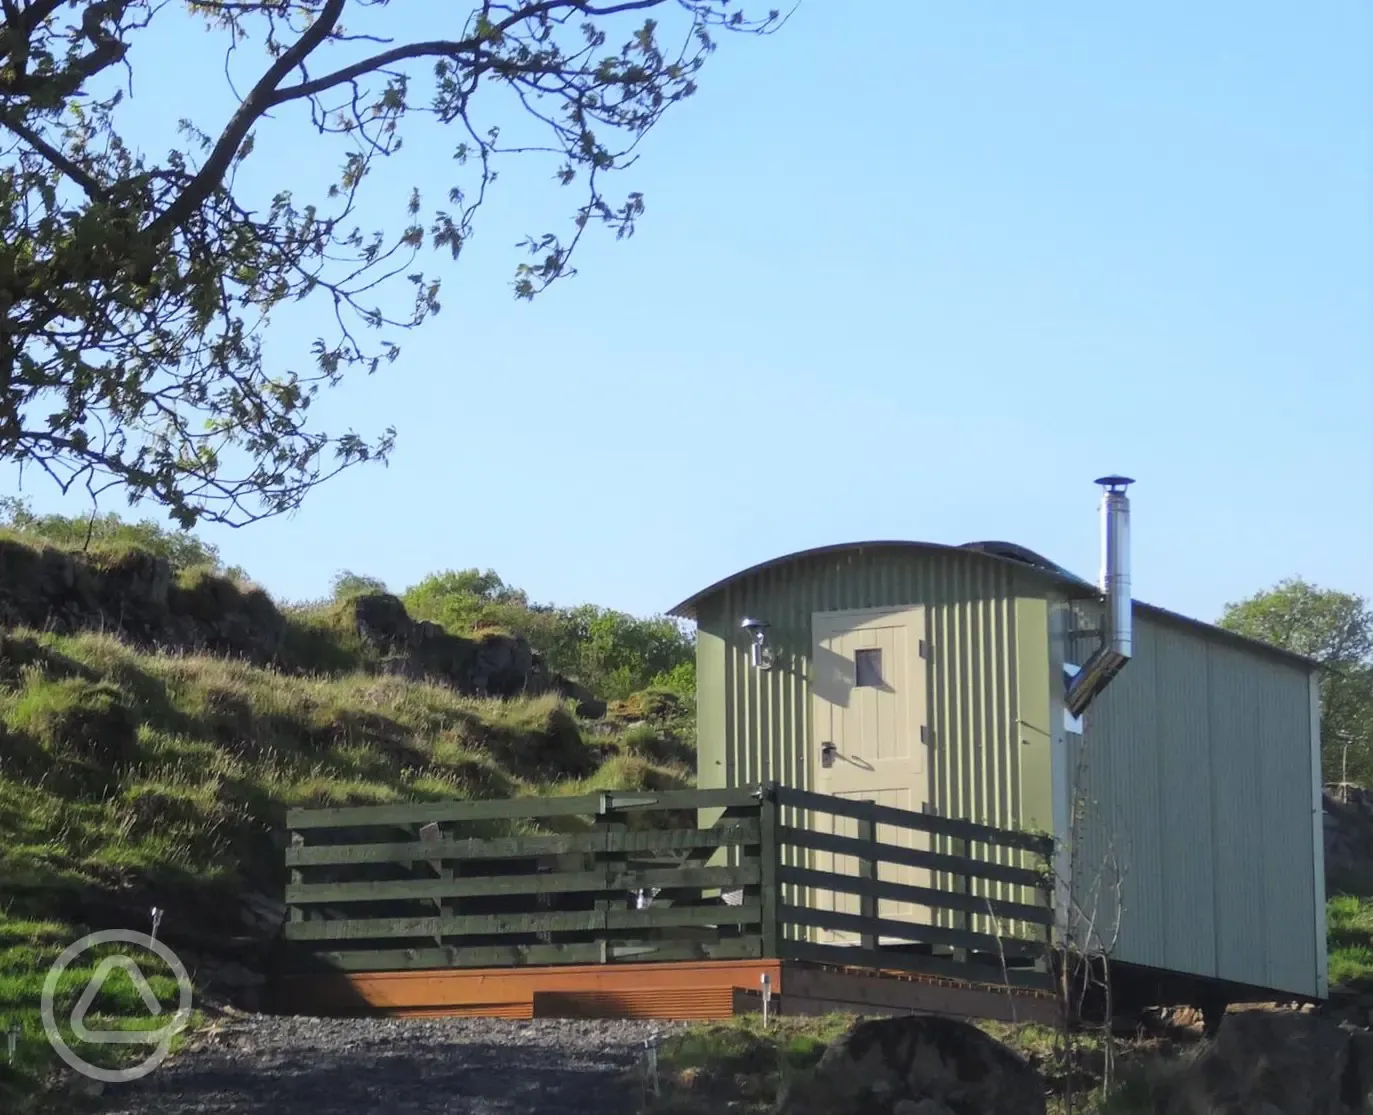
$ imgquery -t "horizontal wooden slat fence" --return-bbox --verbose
[281,783,1056,990]
[769,785,1056,990]
[283,788,768,973]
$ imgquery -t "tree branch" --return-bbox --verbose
[147,0,347,239]
[268,0,673,105]
[0,114,105,199]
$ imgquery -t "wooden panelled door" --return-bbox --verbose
[810,607,933,945]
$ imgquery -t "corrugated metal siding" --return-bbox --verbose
[1070,617,1167,970]
[1070,608,1320,998]
[693,546,1048,934]
[698,547,1032,827]
[1152,625,1217,979]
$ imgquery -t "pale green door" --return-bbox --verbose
[810,606,933,945]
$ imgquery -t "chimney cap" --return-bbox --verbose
[1094,475,1135,491]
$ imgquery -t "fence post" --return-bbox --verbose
[288,831,304,924]
[1038,838,1056,977]
[759,788,780,959]
[594,799,629,958]
[953,835,970,965]
[858,802,877,951]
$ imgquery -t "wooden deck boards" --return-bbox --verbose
[273,957,1056,1024]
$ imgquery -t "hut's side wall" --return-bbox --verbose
[1065,608,1325,999]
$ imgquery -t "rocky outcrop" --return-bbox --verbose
[774,1014,1045,1115]
[1325,977,1373,1031]
[346,591,605,715]
[1162,1010,1367,1115]
[1325,784,1373,895]
[0,540,286,660]
[0,538,607,715]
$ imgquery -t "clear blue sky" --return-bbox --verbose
[7,1,1371,623]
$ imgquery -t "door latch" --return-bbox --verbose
[820,741,837,768]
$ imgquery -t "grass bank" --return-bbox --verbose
[0,625,692,1108]
[1327,893,1373,986]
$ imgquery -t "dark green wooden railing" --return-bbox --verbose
[280,783,1056,990]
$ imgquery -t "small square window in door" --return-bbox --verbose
[854,648,882,688]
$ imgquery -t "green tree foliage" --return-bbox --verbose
[1219,577,1373,784]
[0,494,236,573]
[402,568,694,700]
[0,2,783,530]
[329,570,389,601]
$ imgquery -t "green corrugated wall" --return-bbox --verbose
[692,544,1056,932]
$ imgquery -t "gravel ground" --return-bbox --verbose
[94,1015,682,1114]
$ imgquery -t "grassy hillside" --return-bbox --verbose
[0,508,698,1106]
[0,624,694,1105]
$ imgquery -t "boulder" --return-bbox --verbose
[1324,787,1373,895]
[1165,1010,1356,1115]
[471,630,535,696]
[1346,1030,1373,1114]
[775,1014,1045,1115]
[350,592,415,653]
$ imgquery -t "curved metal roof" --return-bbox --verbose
[665,538,1319,671]
[665,538,1091,620]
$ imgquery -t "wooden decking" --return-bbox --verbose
[273,956,1061,1025]
[276,783,1059,1025]
[275,958,782,1021]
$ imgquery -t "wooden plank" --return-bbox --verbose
[779,966,1058,1024]
[286,787,764,830]
[777,826,1047,890]
[289,832,304,925]
[287,863,761,905]
[857,810,877,951]
[772,786,1054,857]
[286,823,760,867]
[769,990,1060,1027]
[275,958,785,1020]
[294,936,764,972]
[780,940,1056,992]
[759,791,780,959]
[779,865,1052,927]
[284,901,764,942]
[418,821,448,947]
[777,904,1042,959]
[595,810,629,958]
[534,985,740,1020]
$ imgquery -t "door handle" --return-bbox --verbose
[820,742,837,768]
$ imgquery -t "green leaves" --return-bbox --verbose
[400,568,695,701]
[0,1,784,528]
[1220,578,1372,665]
[1220,578,1373,784]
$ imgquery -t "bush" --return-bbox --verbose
[402,568,695,701]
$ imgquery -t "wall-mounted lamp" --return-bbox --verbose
[740,617,775,670]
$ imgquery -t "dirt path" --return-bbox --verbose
[93,1015,675,1114]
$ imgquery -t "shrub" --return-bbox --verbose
[402,569,695,700]
[0,496,229,572]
